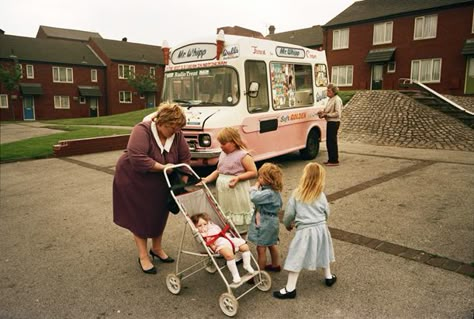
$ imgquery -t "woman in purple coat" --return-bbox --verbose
[113,103,191,274]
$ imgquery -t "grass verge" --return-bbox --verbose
[0,126,131,162]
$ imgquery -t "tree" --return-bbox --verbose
[0,58,21,120]
[126,68,157,108]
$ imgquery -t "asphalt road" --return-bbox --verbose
[1,139,473,319]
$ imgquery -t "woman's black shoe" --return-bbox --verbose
[325,274,337,287]
[138,258,157,274]
[149,249,175,263]
[273,288,296,299]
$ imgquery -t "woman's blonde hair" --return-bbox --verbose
[258,163,283,192]
[294,162,326,203]
[217,127,247,150]
[153,103,186,128]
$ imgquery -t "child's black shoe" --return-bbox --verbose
[325,274,337,287]
[273,288,296,299]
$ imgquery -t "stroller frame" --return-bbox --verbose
[164,164,272,317]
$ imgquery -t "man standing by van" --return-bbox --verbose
[318,84,342,166]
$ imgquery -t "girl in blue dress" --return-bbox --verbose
[247,163,283,271]
[273,162,336,299]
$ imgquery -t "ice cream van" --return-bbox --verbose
[156,31,329,166]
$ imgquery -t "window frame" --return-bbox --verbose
[373,21,393,45]
[332,28,349,50]
[54,96,71,109]
[331,65,354,87]
[410,58,442,83]
[387,61,396,73]
[0,94,8,108]
[414,14,438,40]
[52,67,73,83]
[91,69,98,82]
[118,64,135,79]
[149,67,156,79]
[26,65,34,79]
[119,91,133,103]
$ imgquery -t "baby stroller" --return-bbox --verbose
[164,164,272,317]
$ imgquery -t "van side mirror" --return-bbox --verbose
[247,82,259,98]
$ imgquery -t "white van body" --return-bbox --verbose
[159,34,329,166]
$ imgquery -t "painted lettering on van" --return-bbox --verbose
[276,46,305,58]
[305,50,318,59]
[223,46,240,58]
[251,46,266,55]
[177,48,207,60]
[280,112,307,123]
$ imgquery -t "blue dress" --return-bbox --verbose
[247,185,282,246]
[282,192,335,272]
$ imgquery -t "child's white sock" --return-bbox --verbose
[324,267,332,279]
[242,251,254,274]
[227,259,241,283]
[284,271,299,292]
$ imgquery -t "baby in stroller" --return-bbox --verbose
[191,213,255,283]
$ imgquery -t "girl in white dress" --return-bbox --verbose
[273,162,337,299]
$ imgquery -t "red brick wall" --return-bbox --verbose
[53,134,130,157]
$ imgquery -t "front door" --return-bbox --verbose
[23,96,35,120]
[371,64,383,90]
[89,97,98,117]
[465,57,474,94]
[146,94,156,108]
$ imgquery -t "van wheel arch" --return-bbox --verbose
[300,128,320,160]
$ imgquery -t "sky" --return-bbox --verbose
[1,0,357,47]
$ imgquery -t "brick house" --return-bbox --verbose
[0,34,106,121]
[322,0,474,95]
[88,38,165,115]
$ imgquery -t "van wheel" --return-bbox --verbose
[300,129,320,160]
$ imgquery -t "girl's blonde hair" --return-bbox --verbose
[294,162,326,203]
[153,103,186,128]
[258,163,283,192]
[217,127,247,150]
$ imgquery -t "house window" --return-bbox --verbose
[79,97,86,104]
[26,65,34,79]
[118,64,135,79]
[53,67,73,83]
[149,67,156,79]
[472,9,474,33]
[387,61,396,73]
[0,94,8,108]
[414,15,437,40]
[54,96,70,109]
[410,58,441,83]
[18,64,23,78]
[373,22,393,45]
[91,69,98,82]
[332,28,349,50]
[331,65,353,87]
[119,91,132,103]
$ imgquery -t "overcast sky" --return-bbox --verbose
[1,0,357,47]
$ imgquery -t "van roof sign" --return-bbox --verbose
[172,43,217,64]
[275,46,305,59]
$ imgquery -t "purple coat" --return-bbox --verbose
[113,121,191,238]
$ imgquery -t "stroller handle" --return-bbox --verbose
[163,163,201,191]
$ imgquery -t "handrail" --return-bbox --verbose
[399,78,474,116]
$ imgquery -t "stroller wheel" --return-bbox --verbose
[166,273,181,295]
[219,292,238,317]
[255,271,272,292]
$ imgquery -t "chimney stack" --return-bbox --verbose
[269,25,275,35]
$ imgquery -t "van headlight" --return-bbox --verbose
[199,134,212,147]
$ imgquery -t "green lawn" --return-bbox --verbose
[44,108,155,126]
[0,125,132,162]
